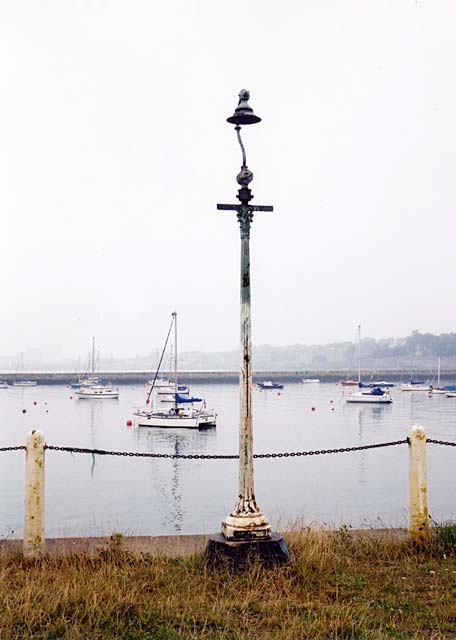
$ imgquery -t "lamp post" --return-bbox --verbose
[205,90,290,568]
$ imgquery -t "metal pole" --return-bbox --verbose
[206,89,289,565]
[221,198,270,541]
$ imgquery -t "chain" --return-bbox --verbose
[7,438,456,457]
[44,439,408,459]
[45,445,239,459]
[427,438,456,447]
[253,439,408,458]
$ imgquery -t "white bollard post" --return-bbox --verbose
[24,430,45,558]
[408,424,429,539]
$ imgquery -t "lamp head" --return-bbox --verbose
[227,89,261,125]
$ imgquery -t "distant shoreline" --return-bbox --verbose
[0,370,455,385]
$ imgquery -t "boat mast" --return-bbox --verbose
[358,324,361,384]
[91,337,95,379]
[173,312,177,411]
[438,356,441,387]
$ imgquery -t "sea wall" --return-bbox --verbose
[1,370,455,385]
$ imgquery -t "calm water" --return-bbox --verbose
[1,382,456,539]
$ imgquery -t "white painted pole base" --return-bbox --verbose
[24,430,45,558]
[408,424,429,540]
[222,512,271,541]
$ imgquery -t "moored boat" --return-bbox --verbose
[138,312,217,429]
[257,381,284,390]
[76,384,119,399]
[76,339,119,399]
[0,381,8,389]
[359,381,395,388]
[13,353,37,386]
[346,387,393,404]
[302,378,320,383]
[134,406,200,428]
[401,381,430,392]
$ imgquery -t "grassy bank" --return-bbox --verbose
[1,528,456,639]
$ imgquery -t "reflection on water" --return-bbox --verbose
[1,382,456,537]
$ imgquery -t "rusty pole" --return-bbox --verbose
[221,197,271,540]
[205,91,290,565]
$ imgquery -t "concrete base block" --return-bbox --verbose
[204,532,290,570]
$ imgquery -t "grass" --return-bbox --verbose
[1,527,456,639]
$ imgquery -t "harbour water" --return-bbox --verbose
[1,382,456,539]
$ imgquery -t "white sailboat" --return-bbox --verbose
[346,326,393,404]
[401,363,430,392]
[135,313,216,428]
[431,358,444,394]
[76,339,119,399]
[13,353,37,387]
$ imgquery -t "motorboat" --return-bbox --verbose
[197,408,217,427]
[257,381,284,390]
[346,387,393,404]
[76,384,119,399]
[302,378,320,383]
[338,380,358,386]
[0,381,8,389]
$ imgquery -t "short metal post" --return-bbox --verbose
[408,424,429,539]
[24,430,45,558]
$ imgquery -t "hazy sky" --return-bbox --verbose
[1,0,455,359]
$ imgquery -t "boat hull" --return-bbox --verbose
[135,413,199,428]
[13,381,37,387]
[76,388,119,399]
[346,393,392,404]
[401,385,430,392]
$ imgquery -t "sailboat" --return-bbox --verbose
[13,353,37,387]
[76,339,119,399]
[134,312,216,428]
[346,326,393,404]
[401,361,430,392]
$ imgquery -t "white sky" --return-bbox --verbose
[1,0,455,358]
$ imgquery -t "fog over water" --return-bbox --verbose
[1,1,456,361]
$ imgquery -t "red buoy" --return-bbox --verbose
[22,409,26,414]
[126,420,133,427]
[311,406,316,412]
[33,401,37,406]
